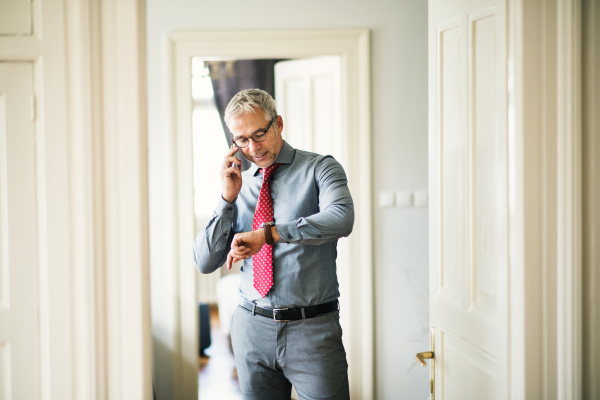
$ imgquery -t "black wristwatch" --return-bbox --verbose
[259,222,276,245]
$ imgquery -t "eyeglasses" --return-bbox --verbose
[233,117,276,148]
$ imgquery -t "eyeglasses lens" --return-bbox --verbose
[233,118,274,148]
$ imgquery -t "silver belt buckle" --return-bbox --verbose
[273,308,289,322]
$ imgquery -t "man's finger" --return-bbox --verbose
[226,252,233,270]
[232,234,246,248]
[232,244,248,253]
[225,145,239,159]
[230,248,251,258]
[230,244,250,254]
[224,156,242,168]
[223,166,242,179]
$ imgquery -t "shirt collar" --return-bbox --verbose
[246,141,295,177]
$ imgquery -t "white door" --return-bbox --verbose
[275,56,351,399]
[275,56,343,162]
[0,0,32,35]
[0,63,40,399]
[427,1,508,399]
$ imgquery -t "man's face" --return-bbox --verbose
[229,109,284,168]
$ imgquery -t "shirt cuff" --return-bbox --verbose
[275,220,300,243]
[215,195,236,219]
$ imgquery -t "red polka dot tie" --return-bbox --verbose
[252,163,282,297]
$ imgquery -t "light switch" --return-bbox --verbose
[414,191,429,207]
[378,191,395,208]
[395,191,413,208]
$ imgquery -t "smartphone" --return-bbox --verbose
[231,146,240,169]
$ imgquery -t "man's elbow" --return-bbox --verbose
[195,259,221,275]
[195,261,212,275]
[341,209,355,237]
[193,247,218,274]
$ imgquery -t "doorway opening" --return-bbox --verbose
[192,55,347,399]
[166,30,372,400]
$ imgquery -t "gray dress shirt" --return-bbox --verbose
[193,141,354,308]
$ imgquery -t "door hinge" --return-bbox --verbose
[31,94,36,121]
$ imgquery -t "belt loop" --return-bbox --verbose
[337,300,340,311]
[301,307,306,319]
[252,303,256,316]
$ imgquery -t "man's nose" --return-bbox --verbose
[248,139,261,153]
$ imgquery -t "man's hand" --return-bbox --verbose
[221,145,243,203]
[226,229,266,270]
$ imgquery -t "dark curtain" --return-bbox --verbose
[207,59,281,172]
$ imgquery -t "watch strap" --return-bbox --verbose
[263,223,275,245]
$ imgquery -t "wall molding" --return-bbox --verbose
[556,1,583,399]
[582,0,599,398]
[166,29,373,400]
[508,0,584,399]
[1,0,158,397]
[65,0,98,397]
[66,0,152,398]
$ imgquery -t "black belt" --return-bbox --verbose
[239,298,338,322]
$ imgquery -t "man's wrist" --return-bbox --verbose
[257,223,281,245]
[255,228,267,246]
[272,226,281,243]
[222,194,237,204]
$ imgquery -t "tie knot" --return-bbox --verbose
[261,163,281,183]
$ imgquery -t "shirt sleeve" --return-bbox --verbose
[192,196,237,274]
[276,156,354,245]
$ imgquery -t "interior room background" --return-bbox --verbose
[146,1,429,399]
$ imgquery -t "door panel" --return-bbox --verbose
[441,329,498,398]
[439,18,466,309]
[0,62,40,400]
[429,1,508,399]
[0,0,32,35]
[274,56,343,162]
[471,11,500,318]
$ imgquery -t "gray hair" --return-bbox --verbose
[224,89,278,127]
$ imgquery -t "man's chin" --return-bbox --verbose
[241,151,275,168]
[254,160,273,168]
[252,155,275,167]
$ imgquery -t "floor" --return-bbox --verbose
[198,305,242,400]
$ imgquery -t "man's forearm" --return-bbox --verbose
[275,157,354,245]
[193,197,236,273]
[275,204,354,245]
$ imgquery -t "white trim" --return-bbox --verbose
[556,1,583,399]
[0,0,152,398]
[582,1,600,399]
[507,0,584,398]
[97,0,152,398]
[65,0,97,397]
[167,30,373,399]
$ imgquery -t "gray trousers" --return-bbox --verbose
[230,304,350,400]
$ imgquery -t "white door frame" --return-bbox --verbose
[582,1,600,398]
[507,0,583,397]
[167,30,373,399]
[1,0,152,398]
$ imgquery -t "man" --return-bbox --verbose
[193,89,354,400]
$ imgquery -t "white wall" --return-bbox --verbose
[146,1,429,399]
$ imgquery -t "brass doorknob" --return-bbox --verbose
[415,351,434,367]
